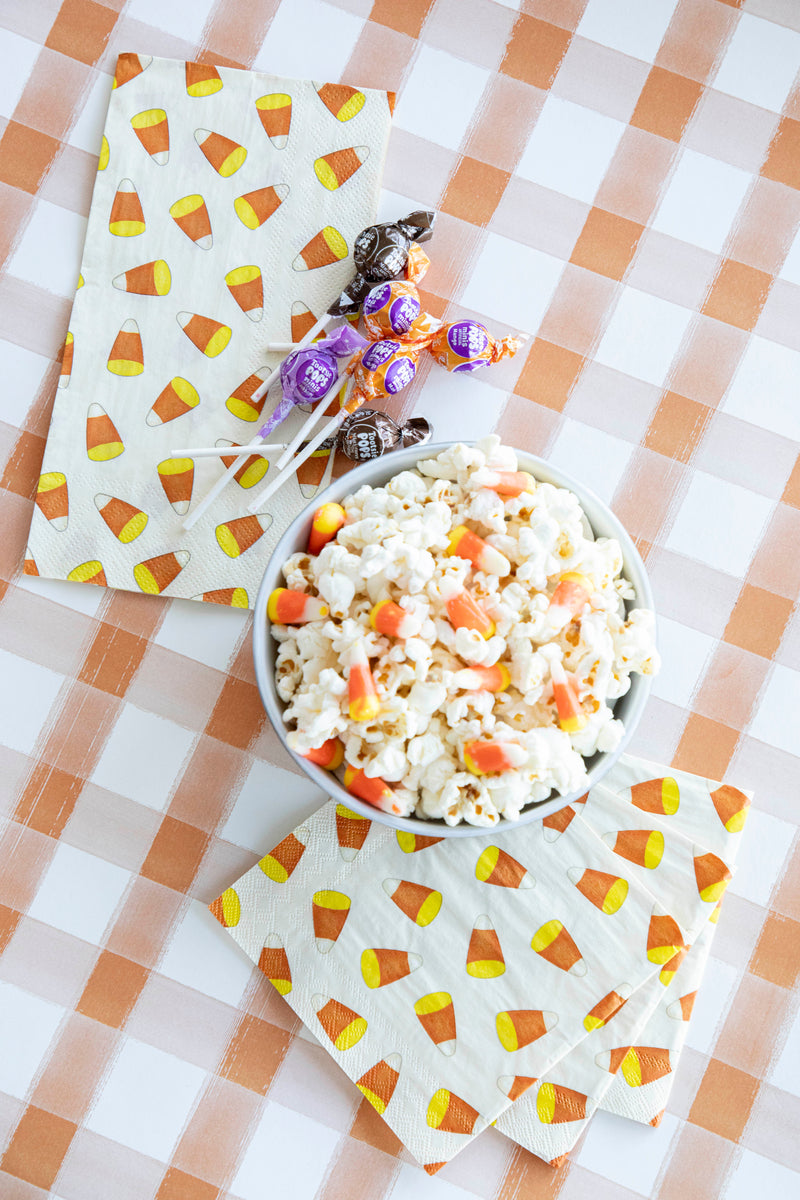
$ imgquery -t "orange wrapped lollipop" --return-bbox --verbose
[362,280,440,344]
[348,337,421,404]
[428,320,524,373]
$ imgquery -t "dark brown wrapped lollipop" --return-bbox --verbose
[327,210,435,317]
[317,408,432,461]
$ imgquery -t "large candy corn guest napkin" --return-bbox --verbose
[25,53,393,608]
[209,755,750,1170]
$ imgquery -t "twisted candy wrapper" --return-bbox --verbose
[260,325,368,436]
[328,210,435,316]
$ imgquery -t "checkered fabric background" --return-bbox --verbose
[0,1,798,1198]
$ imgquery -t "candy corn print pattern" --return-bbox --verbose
[26,54,392,600]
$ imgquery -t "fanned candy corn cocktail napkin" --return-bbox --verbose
[26,53,392,607]
[210,755,750,1170]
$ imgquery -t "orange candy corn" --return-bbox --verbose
[446,590,495,638]
[258,936,292,995]
[292,225,348,271]
[216,512,272,558]
[157,458,193,515]
[453,664,510,693]
[646,911,685,965]
[302,737,344,770]
[312,890,350,953]
[532,919,586,975]
[496,1009,556,1051]
[58,332,73,388]
[225,265,263,321]
[446,525,510,576]
[234,184,289,229]
[23,546,38,576]
[169,194,212,249]
[308,502,346,555]
[109,179,145,236]
[314,145,369,190]
[667,991,697,1021]
[414,992,456,1056]
[356,1054,401,1115]
[497,1075,538,1101]
[113,52,151,90]
[370,599,420,639]
[209,886,240,928]
[426,1089,482,1135]
[463,739,527,776]
[194,127,246,176]
[361,947,422,989]
[131,108,169,164]
[568,867,629,914]
[596,1046,672,1087]
[177,311,231,357]
[475,845,534,889]
[659,944,689,986]
[86,404,124,461]
[185,62,222,97]
[603,827,664,869]
[548,571,592,626]
[133,550,189,595]
[315,82,365,122]
[255,93,292,148]
[68,561,107,586]
[194,588,249,608]
[344,765,405,815]
[382,878,442,927]
[550,658,586,732]
[267,588,328,623]
[348,642,380,722]
[584,987,630,1032]
[542,804,577,842]
[397,831,444,853]
[217,442,269,489]
[291,301,318,342]
[336,804,370,862]
[537,1082,588,1124]
[693,849,731,903]
[631,776,680,816]
[314,995,367,1050]
[466,915,505,978]
[113,259,171,296]
[710,784,750,832]
[107,318,143,375]
[226,367,271,422]
[146,377,200,426]
[479,469,534,497]
[258,827,308,883]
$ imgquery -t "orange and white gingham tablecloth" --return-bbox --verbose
[1,2,799,1199]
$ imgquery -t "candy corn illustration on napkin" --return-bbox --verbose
[210,755,750,1170]
[26,53,393,607]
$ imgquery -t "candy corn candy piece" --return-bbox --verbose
[68,561,107,586]
[255,93,292,148]
[414,992,456,1056]
[113,259,171,297]
[314,145,369,190]
[216,513,273,558]
[646,910,685,965]
[146,377,200,426]
[114,52,152,89]
[258,935,292,995]
[631,776,680,816]
[177,311,231,357]
[446,525,510,576]
[86,404,124,461]
[479,470,534,497]
[446,590,495,638]
[94,494,148,543]
[157,457,193,515]
[225,265,263,321]
[335,804,370,861]
[426,1089,483,1135]
[194,127,246,176]
[315,82,366,122]
[659,944,688,986]
[293,225,348,271]
[344,766,405,815]
[98,135,109,171]
[133,551,189,595]
[258,827,308,883]
[567,867,628,914]
[466,915,505,978]
[308,502,346,555]
[58,332,73,388]
[497,1076,538,1101]
[107,318,143,375]
[356,1054,401,1115]
[475,845,534,889]
[603,827,664,869]
[234,184,288,229]
[194,587,249,608]
[548,571,593,626]
[667,991,697,1021]
[347,642,380,722]
[693,849,731,903]
[23,546,38,576]
[370,599,421,639]
[131,108,169,164]
[361,947,422,989]
[710,784,750,833]
[216,442,269,489]
[542,805,577,842]
[169,194,212,249]
[536,1082,588,1124]
[314,995,367,1050]
[77,274,84,288]
[267,588,328,623]
[496,1009,557,1051]
[397,831,444,853]
[291,301,317,342]
[109,179,145,236]
[532,919,586,976]
[550,658,586,732]
[302,737,344,770]
[463,739,527,776]
[226,367,271,422]
[382,878,442,927]
[453,664,511,693]
[312,890,351,953]
[596,1046,671,1087]
[583,986,631,1032]
[208,886,240,928]
[185,62,222,97]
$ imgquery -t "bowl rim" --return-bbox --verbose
[253,442,655,838]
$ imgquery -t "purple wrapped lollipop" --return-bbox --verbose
[258,324,367,437]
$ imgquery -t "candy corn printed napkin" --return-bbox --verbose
[26,53,393,607]
[209,754,750,1170]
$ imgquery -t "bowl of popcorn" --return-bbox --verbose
[253,437,659,837]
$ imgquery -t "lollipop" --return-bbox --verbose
[427,319,523,372]
[328,210,435,316]
[321,408,432,461]
[362,280,440,344]
[257,324,368,438]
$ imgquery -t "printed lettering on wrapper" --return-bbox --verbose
[448,321,489,371]
[385,356,416,393]
[297,359,336,399]
[363,340,400,370]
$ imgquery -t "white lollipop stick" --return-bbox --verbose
[246,380,356,512]
[249,313,330,405]
[275,351,360,468]
[169,444,286,459]
[263,342,298,352]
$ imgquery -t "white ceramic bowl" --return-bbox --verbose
[253,445,655,837]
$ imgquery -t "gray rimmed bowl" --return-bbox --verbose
[253,444,655,837]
